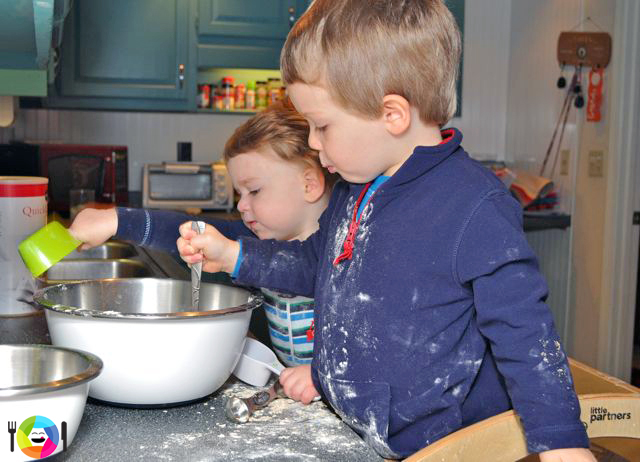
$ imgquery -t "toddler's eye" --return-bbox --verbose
[315,125,327,133]
[249,189,260,196]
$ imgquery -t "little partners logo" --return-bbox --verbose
[7,416,66,459]
[588,406,632,425]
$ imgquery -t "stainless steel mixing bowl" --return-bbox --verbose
[34,279,263,406]
[35,277,262,319]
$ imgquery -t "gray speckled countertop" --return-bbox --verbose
[45,380,382,462]
[1,311,383,462]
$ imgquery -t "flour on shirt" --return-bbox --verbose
[356,292,370,302]
[529,332,573,387]
[506,247,520,259]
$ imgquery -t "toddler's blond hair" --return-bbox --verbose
[281,0,461,126]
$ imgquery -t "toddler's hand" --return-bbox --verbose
[68,207,118,250]
[177,221,240,274]
[539,448,596,462]
[279,365,320,404]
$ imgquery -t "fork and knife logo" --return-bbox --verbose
[6,419,68,455]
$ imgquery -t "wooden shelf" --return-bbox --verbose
[195,108,259,115]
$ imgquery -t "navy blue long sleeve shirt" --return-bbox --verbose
[230,128,588,458]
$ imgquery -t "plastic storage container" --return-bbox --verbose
[0,176,48,316]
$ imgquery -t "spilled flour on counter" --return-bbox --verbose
[148,381,382,462]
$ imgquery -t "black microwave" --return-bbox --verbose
[0,142,128,212]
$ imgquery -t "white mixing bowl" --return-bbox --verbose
[35,278,262,407]
[0,344,102,461]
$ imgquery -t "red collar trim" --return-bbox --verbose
[439,128,455,145]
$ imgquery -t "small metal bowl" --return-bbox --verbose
[1,344,102,460]
[0,344,102,397]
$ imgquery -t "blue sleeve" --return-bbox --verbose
[115,207,254,256]
[233,232,323,298]
[455,191,588,453]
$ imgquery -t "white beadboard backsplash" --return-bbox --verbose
[0,109,253,191]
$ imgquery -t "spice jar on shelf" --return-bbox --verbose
[246,81,256,110]
[268,78,282,106]
[256,81,268,109]
[212,84,224,110]
[234,83,246,110]
[197,84,211,108]
[221,82,234,110]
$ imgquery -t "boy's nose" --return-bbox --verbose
[237,195,250,213]
[308,131,322,152]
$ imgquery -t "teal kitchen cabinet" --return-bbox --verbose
[196,0,311,69]
[46,0,195,111]
[0,0,69,96]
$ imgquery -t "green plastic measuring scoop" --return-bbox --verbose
[18,221,82,277]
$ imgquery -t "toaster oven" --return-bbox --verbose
[142,162,234,211]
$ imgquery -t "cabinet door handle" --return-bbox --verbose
[178,64,185,89]
[288,7,295,28]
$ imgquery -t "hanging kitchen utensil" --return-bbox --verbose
[556,62,567,89]
[191,220,205,309]
[539,71,578,177]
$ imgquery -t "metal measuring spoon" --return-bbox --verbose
[191,221,205,309]
[225,380,286,424]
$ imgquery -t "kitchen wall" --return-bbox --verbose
[505,0,621,371]
[505,0,584,346]
[568,0,618,371]
[0,0,513,192]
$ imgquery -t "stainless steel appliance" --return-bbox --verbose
[142,162,233,211]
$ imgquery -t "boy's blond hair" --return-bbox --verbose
[224,99,327,180]
[281,0,461,126]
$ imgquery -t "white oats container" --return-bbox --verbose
[0,177,48,316]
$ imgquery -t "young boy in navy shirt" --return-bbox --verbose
[178,1,594,459]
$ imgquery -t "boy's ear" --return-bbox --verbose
[382,94,411,136]
[302,167,326,203]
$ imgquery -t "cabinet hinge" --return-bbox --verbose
[633,211,640,225]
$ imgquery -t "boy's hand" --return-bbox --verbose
[177,221,240,274]
[68,207,118,250]
[279,365,320,404]
[539,448,596,461]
